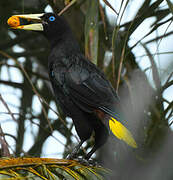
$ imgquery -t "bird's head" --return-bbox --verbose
[7,13,70,40]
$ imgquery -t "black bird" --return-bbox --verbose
[8,13,137,160]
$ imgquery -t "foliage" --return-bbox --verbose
[0,0,173,179]
[0,157,109,179]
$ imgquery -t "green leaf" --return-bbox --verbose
[0,158,110,180]
[85,0,99,65]
[141,43,161,90]
[102,0,118,15]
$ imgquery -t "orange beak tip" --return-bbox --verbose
[7,16,20,28]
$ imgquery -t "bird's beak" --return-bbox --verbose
[7,13,44,31]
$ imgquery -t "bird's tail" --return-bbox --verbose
[109,117,137,148]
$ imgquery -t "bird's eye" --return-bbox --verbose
[49,16,55,22]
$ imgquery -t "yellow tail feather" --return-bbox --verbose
[109,117,137,148]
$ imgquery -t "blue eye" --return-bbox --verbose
[49,16,55,22]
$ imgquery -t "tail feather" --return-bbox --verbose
[109,117,137,148]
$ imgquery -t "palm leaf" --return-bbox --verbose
[166,0,173,15]
[0,157,110,180]
[85,0,99,65]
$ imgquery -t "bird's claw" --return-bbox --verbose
[74,157,90,166]
[67,155,100,167]
[66,153,78,160]
[87,159,100,167]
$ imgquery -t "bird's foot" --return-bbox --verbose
[66,153,78,160]
[87,159,100,167]
[73,157,90,166]
[68,156,100,167]
[67,141,84,160]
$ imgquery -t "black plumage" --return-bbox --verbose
[8,12,137,160]
[44,13,112,159]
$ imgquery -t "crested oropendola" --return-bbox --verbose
[7,13,137,160]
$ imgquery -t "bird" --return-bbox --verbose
[8,13,137,160]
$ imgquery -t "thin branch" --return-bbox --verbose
[0,94,17,122]
[162,80,173,92]
[115,0,129,92]
[58,0,77,16]
[0,52,52,132]
[99,1,108,39]
[165,71,173,85]
[0,80,23,89]
[145,31,173,45]
[1,63,49,81]
[130,31,173,52]
[116,47,125,92]
[169,119,173,127]
[154,19,173,58]
[102,0,118,15]
[137,51,173,58]
[141,43,161,90]
[0,34,35,50]
[167,109,173,123]
[164,101,173,116]
[0,51,66,131]
[30,119,67,149]
[0,125,10,157]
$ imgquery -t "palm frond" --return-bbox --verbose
[0,157,110,180]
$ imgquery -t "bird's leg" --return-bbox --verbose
[85,148,96,160]
[83,146,99,166]
[84,121,109,166]
[67,140,84,159]
[67,140,98,166]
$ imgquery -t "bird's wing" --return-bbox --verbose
[53,58,137,148]
[62,61,120,115]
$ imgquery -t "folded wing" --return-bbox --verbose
[53,57,137,148]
